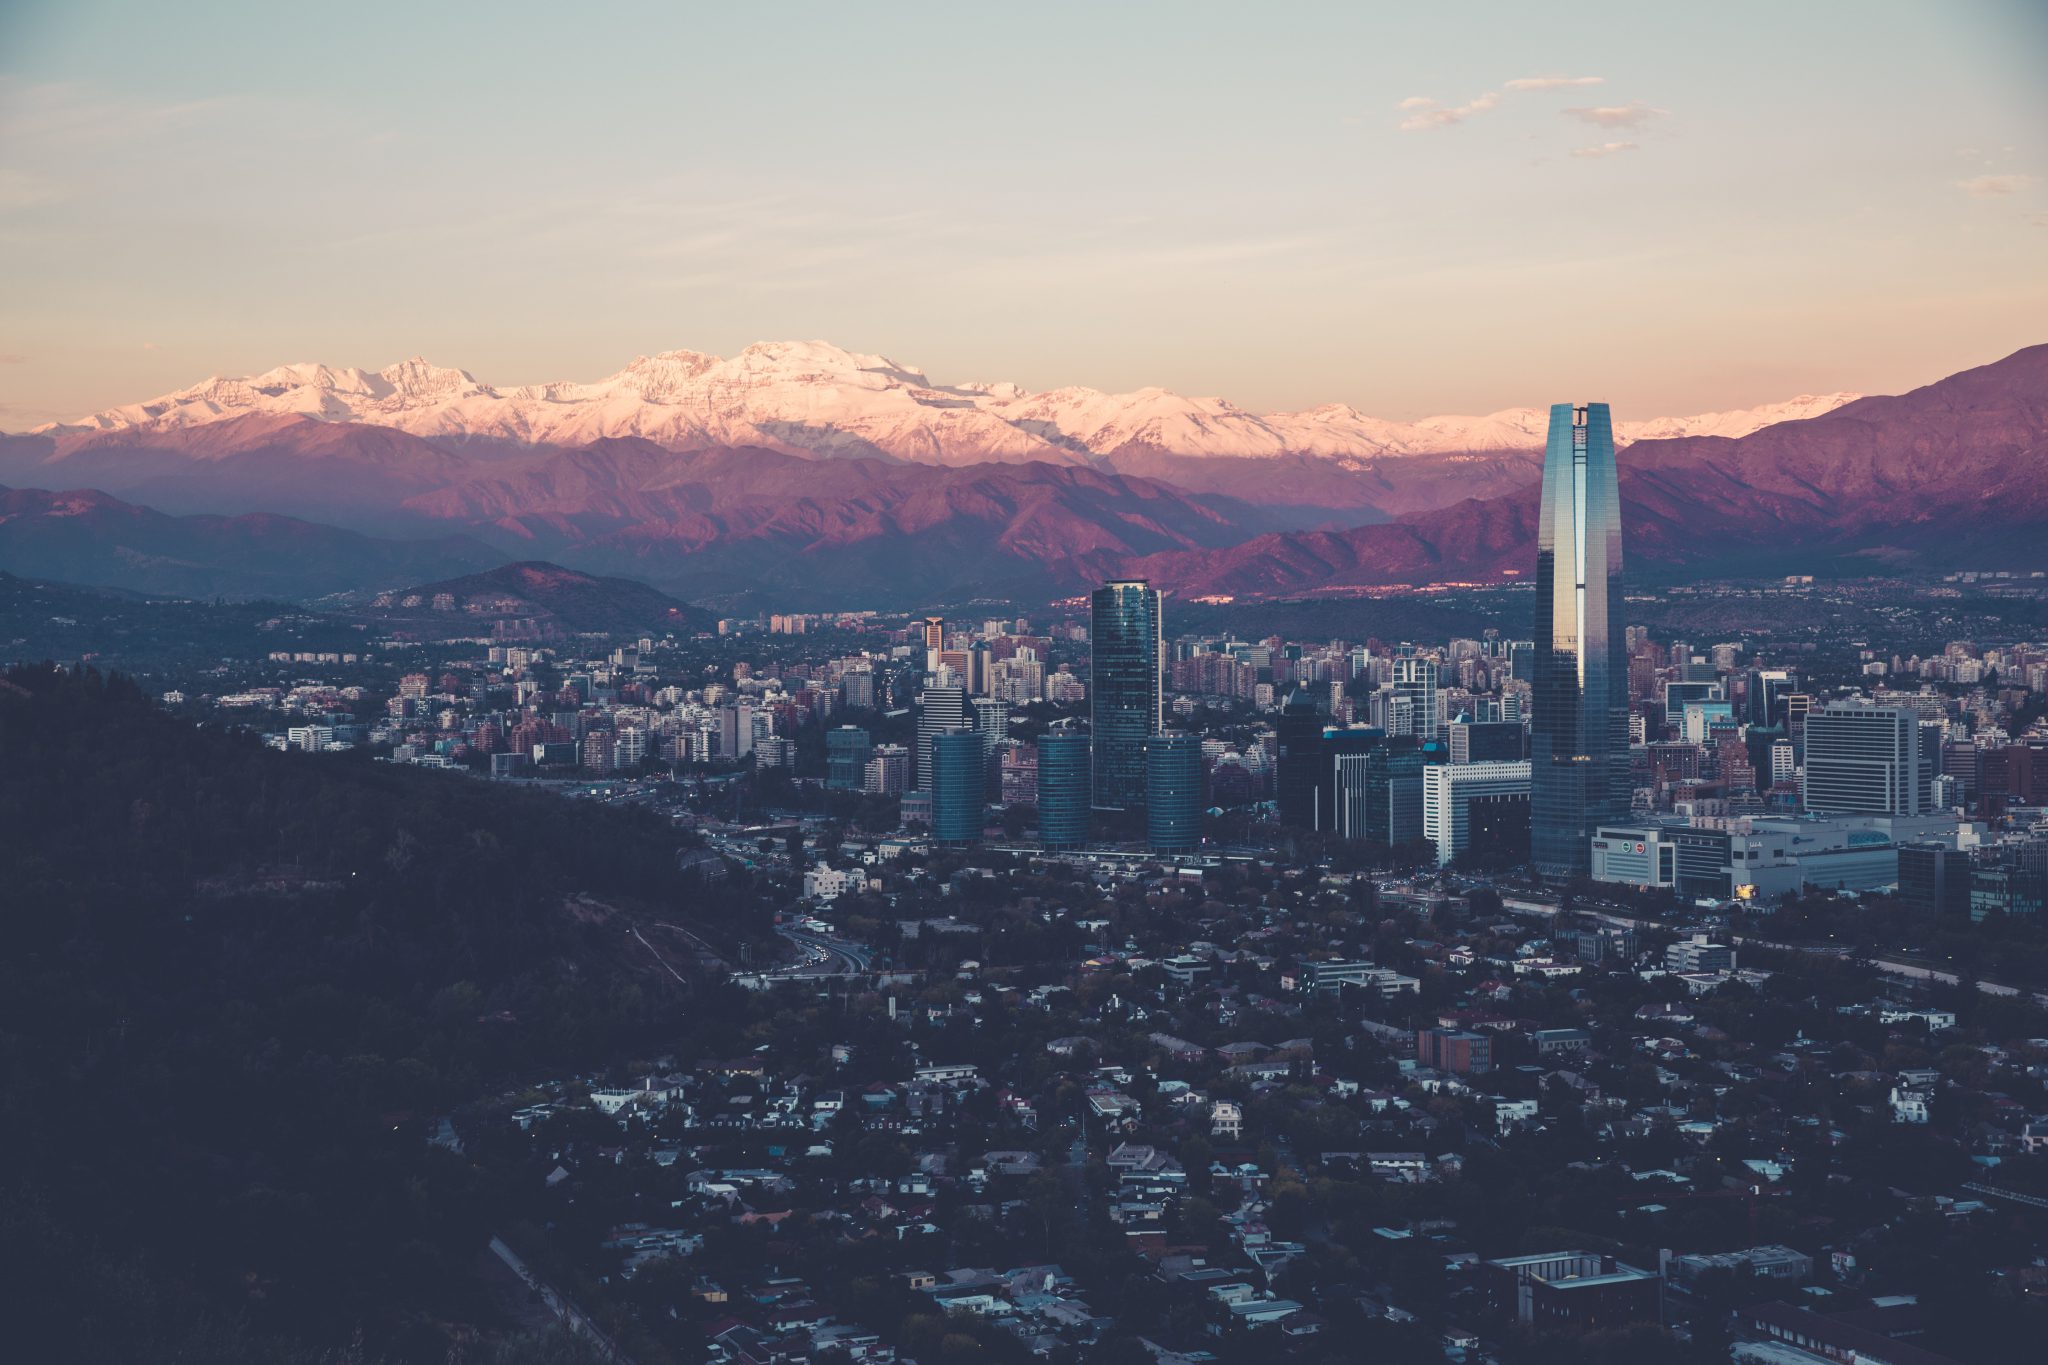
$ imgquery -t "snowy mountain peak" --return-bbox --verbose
[1620,392,1863,442]
[247,363,381,396]
[587,350,723,400]
[376,357,486,401]
[728,339,934,391]
[40,343,1863,466]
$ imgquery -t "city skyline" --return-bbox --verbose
[10,524,2048,1365]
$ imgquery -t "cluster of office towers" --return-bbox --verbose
[875,402,2003,882]
[1270,403,1626,876]
[844,582,1200,852]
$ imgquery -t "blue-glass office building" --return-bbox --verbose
[930,730,986,843]
[1090,580,1163,809]
[1037,731,1092,848]
[1146,732,1204,853]
[826,725,871,790]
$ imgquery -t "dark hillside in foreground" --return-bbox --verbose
[0,665,767,1363]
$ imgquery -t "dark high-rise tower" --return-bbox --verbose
[1275,687,1324,828]
[1037,731,1092,848]
[930,731,987,843]
[1146,733,1203,854]
[1090,579,1162,809]
[1530,402,1628,879]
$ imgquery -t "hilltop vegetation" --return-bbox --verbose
[0,664,767,1363]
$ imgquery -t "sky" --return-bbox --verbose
[2,1,2045,428]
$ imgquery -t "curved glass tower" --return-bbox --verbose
[1037,731,1092,848]
[1531,402,1628,879]
[1090,580,1162,810]
[1146,733,1203,854]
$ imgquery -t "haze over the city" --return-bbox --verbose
[3,0,2045,428]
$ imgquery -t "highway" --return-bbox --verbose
[1737,936,2048,1005]
[1423,876,2048,1007]
[761,923,873,979]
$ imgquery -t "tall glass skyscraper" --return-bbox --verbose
[1037,731,1092,848]
[930,731,986,843]
[1146,733,1203,853]
[1090,579,1162,809]
[1531,402,1629,879]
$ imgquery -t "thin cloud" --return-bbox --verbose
[1565,101,1668,129]
[0,353,24,364]
[1571,142,1639,159]
[0,81,252,231]
[1397,91,1500,132]
[0,168,67,211]
[1398,78,1625,133]
[1957,173,2036,197]
[0,79,244,145]
[141,342,162,351]
[970,231,1339,291]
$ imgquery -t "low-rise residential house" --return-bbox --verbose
[1891,1086,1932,1124]
[1366,1152,1433,1183]
[1496,1098,1541,1133]
[1211,1100,1244,1139]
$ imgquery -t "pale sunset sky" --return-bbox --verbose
[2,0,2044,427]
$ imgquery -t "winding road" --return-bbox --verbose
[762,924,873,979]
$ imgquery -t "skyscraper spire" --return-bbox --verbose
[1530,402,1628,879]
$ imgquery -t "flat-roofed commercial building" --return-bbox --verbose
[1416,1027,1492,1075]
[1423,760,1531,867]
[1483,1250,1660,1334]
[1803,702,1931,816]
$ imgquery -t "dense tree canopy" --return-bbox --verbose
[0,664,753,1363]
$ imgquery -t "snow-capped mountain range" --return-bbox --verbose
[40,340,1858,466]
